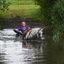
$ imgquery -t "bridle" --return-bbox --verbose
[37,28,42,38]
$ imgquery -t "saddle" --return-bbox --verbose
[24,29,31,37]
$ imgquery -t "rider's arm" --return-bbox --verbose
[17,27,23,32]
[26,25,30,30]
[18,27,22,31]
[17,27,24,34]
[28,27,30,29]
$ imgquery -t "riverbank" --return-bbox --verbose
[4,17,46,28]
[7,5,39,19]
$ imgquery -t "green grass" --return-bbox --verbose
[9,5,38,10]
[27,8,44,21]
[1,0,42,21]
[6,0,35,5]
[7,5,40,19]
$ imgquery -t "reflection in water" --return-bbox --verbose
[0,40,45,64]
[0,29,64,64]
[0,29,46,64]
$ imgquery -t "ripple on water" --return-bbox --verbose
[0,29,46,64]
[0,40,46,64]
[0,29,16,40]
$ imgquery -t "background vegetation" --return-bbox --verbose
[0,0,10,29]
[33,0,64,41]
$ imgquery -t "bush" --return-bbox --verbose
[33,0,56,24]
[0,10,8,29]
[33,0,64,41]
[51,0,64,41]
[0,1,10,29]
[52,0,64,24]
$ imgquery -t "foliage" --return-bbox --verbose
[33,0,64,41]
[0,0,10,29]
[0,1,11,11]
[33,0,57,24]
[51,0,64,24]
[52,0,64,41]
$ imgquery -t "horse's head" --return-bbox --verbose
[37,28,43,38]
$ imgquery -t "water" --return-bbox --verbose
[0,29,64,64]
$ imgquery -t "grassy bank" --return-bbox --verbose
[1,0,41,20]
[7,5,39,19]
[6,0,35,5]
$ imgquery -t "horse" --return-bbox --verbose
[24,28,43,40]
[14,28,43,40]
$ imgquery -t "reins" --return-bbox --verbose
[37,28,41,34]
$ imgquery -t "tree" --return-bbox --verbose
[33,0,64,41]
[33,0,57,24]
[0,0,11,29]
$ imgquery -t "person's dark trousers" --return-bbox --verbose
[3,1,6,8]
[3,1,6,4]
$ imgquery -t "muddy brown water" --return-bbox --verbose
[0,18,64,64]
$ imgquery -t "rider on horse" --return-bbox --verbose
[14,22,30,37]
[17,22,30,34]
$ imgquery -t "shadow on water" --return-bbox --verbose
[0,29,64,64]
